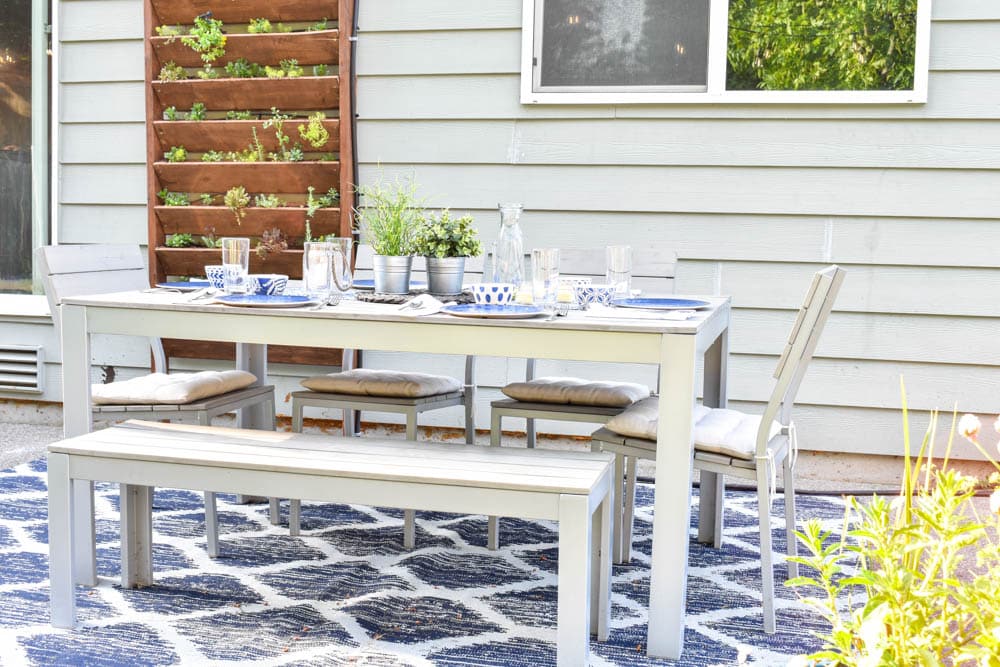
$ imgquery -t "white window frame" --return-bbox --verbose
[520,0,932,105]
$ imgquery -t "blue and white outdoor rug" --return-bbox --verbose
[0,458,847,666]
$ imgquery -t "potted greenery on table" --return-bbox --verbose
[414,210,482,296]
[354,176,423,294]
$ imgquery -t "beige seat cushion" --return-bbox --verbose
[91,370,257,406]
[300,368,462,398]
[604,397,782,460]
[502,377,650,408]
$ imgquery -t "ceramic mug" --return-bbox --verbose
[204,265,225,290]
[473,282,515,305]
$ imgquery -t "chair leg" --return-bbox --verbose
[622,455,638,564]
[289,499,301,536]
[612,452,626,564]
[291,399,304,433]
[269,498,280,525]
[490,410,502,447]
[784,455,799,579]
[698,471,726,548]
[757,467,776,634]
[526,417,536,449]
[204,491,219,558]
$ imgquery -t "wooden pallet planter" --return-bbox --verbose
[153,0,336,25]
[155,161,339,194]
[152,30,338,68]
[152,76,338,112]
[157,247,304,277]
[156,206,340,238]
[154,119,339,152]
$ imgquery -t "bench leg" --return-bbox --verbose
[289,500,301,536]
[72,480,97,586]
[698,470,725,548]
[591,489,613,641]
[204,492,219,558]
[612,452,625,564]
[269,498,281,525]
[403,510,416,549]
[621,455,638,564]
[557,494,592,667]
[487,412,501,550]
[49,453,76,628]
[120,484,154,588]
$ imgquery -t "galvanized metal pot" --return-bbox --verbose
[373,255,413,294]
[425,256,466,296]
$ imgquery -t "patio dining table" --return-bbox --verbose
[58,290,731,660]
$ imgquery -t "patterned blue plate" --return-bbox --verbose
[441,304,546,319]
[214,295,317,308]
[156,281,211,292]
[611,297,711,311]
[353,279,428,291]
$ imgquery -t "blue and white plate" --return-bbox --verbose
[353,279,427,292]
[214,295,317,308]
[440,304,546,319]
[156,281,211,292]
[612,297,711,311]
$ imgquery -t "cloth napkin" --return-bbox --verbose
[396,294,449,316]
[581,304,699,321]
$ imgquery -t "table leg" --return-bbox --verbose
[235,343,270,504]
[60,304,96,586]
[120,484,154,588]
[48,453,75,628]
[700,330,729,546]
[557,494,592,667]
[646,334,697,659]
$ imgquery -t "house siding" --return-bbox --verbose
[7,0,994,458]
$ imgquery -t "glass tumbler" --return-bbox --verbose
[606,245,633,296]
[329,237,354,294]
[531,248,560,314]
[220,237,250,295]
[303,241,335,303]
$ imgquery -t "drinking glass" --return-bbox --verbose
[531,248,560,314]
[606,245,633,296]
[329,237,354,293]
[303,241,335,303]
[221,237,250,295]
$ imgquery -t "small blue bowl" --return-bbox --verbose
[247,274,288,296]
[573,283,617,307]
[473,282,515,305]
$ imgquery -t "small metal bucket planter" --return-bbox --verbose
[425,256,466,296]
[373,255,413,294]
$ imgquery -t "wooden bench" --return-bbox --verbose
[48,420,614,666]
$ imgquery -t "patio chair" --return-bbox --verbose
[284,246,477,545]
[39,244,277,558]
[590,265,844,633]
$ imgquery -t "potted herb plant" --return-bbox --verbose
[413,210,482,295]
[353,176,423,294]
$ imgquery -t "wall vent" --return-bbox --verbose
[0,345,45,394]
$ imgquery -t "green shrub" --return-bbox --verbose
[413,210,482,258]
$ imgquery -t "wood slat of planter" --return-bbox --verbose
[155,119,339,153]
[156,206,340,237]
[152,30,338,68]
[155,162,339,194]
[157,247,305,277]
[153,0,337,25]
[164,340,344,367]
[152,76,338,111]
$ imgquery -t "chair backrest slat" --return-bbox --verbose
[756,265,845,453]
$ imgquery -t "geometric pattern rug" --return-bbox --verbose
[0,458,847,666]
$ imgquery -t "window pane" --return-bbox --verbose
[0,0,33,293]
[539,0,711,88]
[727,0,919,91]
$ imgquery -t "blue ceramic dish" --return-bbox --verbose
[611,297,711,311]
[215,295,314,308]
[155,281,211,291]
[441,304,545,319]
[247,274,288,296]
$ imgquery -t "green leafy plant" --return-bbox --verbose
[297,112,330,149]
[789,385,1000,666]
[247,18,272,34]
[307,18,328,32]
[157,190,190,206]
[195,65,219,80]
[200,227,221,248]
[182,14,227,67]
[164,146,187,163]
[224,58,264,78]
[158,61,187,82]
[224,186,250,226]
[155,24,183,38]
[306,186,340,222]
[354,176,423,256]
[201,150,223,162]
[262,108,303,161]
[253,193,284,208]
[280,58,304,77]
[199,193,215,205]
[226,110,253,120]
[264,65,286,79]
[413,210,482,258]
[163,106,178,121]
[165,233,195,248]
[255,227,288,259]
[312,64,328,77]
[189,102,207,121]
[275,22,293,33]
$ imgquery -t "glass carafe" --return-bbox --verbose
[492,203,524,287]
